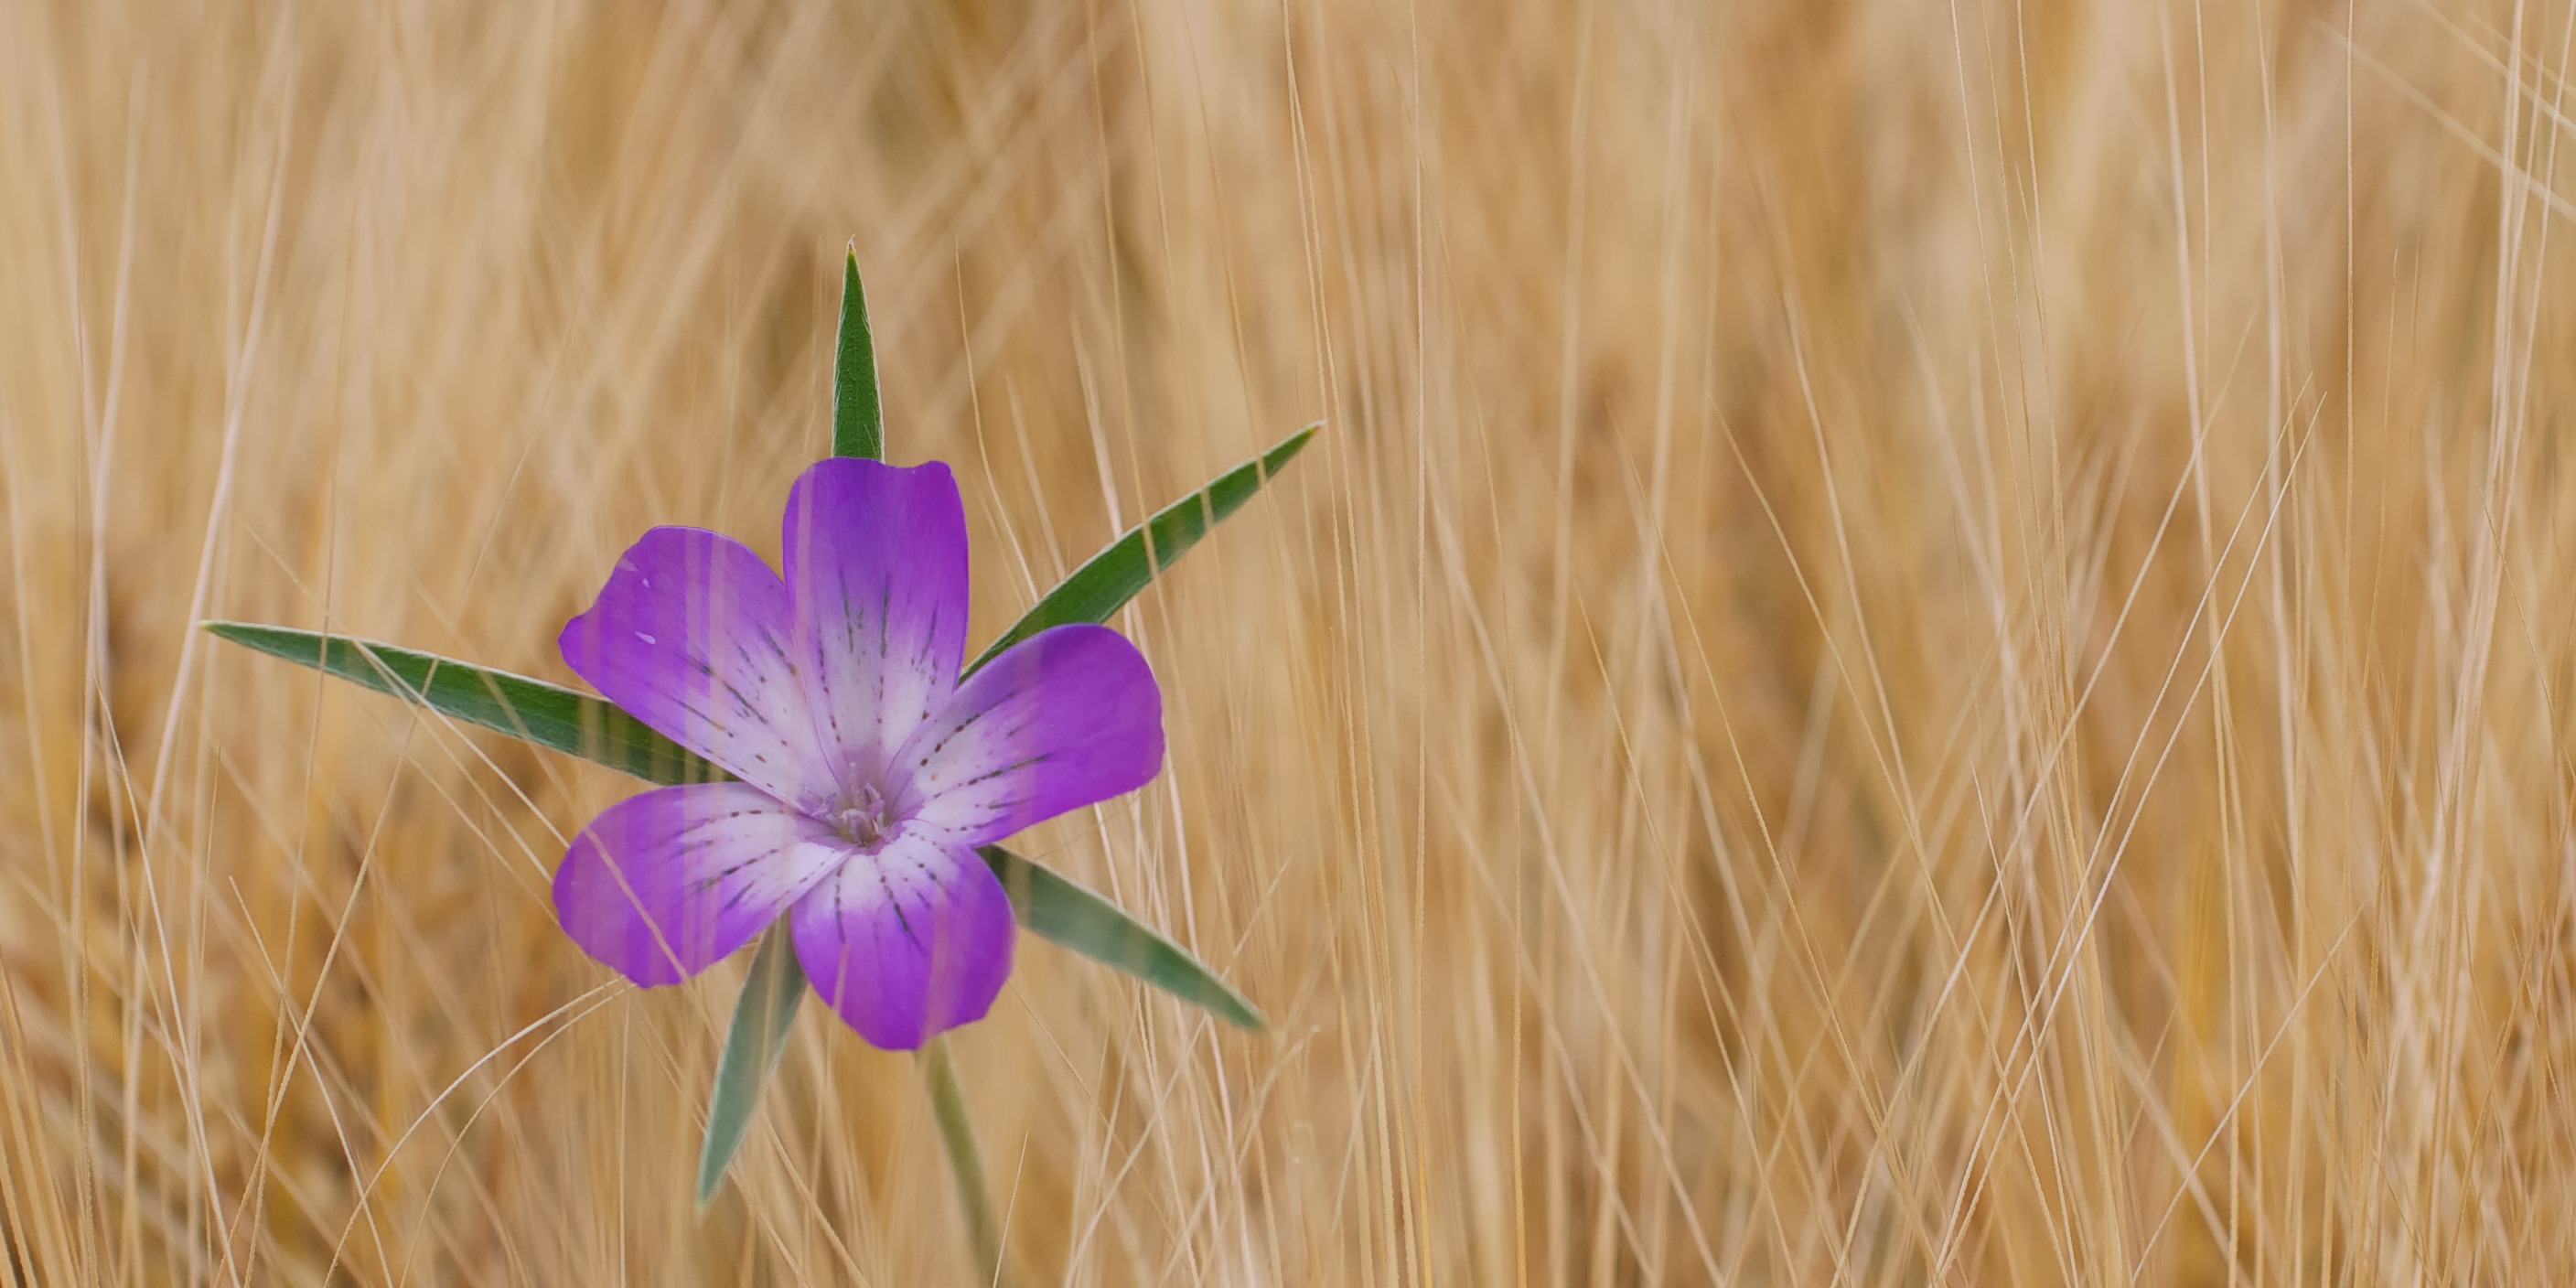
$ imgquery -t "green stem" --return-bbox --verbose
[921,1036,1009,1287]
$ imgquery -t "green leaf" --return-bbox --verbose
[203,623,1267,1028]
[201,621,718,786]
[966,424,1318,674]
[696,927,807,1208]
[832,250,884,461]
[983,845,1264,1031]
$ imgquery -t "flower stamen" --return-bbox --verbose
[831,784,893,848]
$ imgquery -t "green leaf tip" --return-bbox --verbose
[832,249,885,462]
[696,928,809,1209]
[966,422,1320,673]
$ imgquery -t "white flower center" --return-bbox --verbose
[830,784,894,849]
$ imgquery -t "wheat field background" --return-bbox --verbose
[3,0,2573,1283]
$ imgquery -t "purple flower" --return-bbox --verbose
[551,458,1163,1049]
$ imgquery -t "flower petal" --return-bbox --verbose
[553,782,851,987]
[887,623,1163,846]
[560,526,833,808]
[782,457,971,801]
[789,826,1016,1049]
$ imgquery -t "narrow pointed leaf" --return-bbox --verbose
[966,424,1318,673]
[203,623,1268,1027]
[202,621,718,785]
[832,250,884,461]
[696,928,808,1207]
[982,845,1264,1031]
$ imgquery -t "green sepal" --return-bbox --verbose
[966,424,1317,672]
[200,622,717,785]
[694,927,807,1207]
[832,250,885,461]
[984,845,1263,1031]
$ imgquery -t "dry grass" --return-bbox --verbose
[4,0,2575,1283]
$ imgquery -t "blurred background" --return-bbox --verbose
[5,0,2574,1283]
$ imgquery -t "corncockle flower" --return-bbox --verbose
[203,252,1293,1269]
[552,457,1163,1049]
